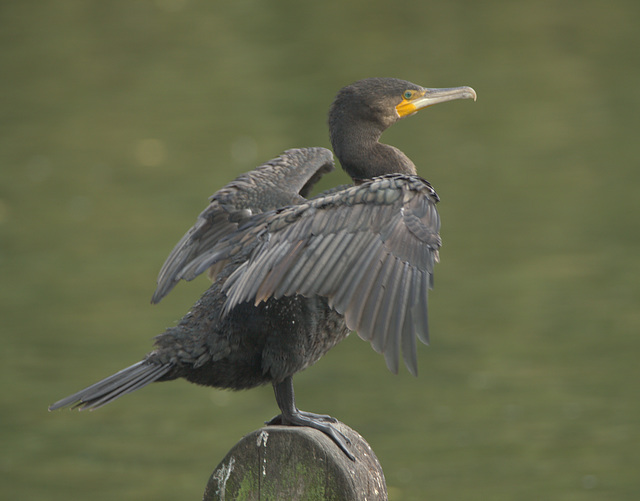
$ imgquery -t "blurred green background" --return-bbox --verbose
[2,1,639,499]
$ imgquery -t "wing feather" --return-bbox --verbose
[215,174,440,375]
[335,236,384,317]
[213,174,442,374]
[314,232,358,296]
[388,261,411,374]
[151,148,334,303]
[344,244,386,338]
[356,253,396,346]
[155,167,441,375]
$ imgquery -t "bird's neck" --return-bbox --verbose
[331,121,417,181]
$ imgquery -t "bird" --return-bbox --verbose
[49,77,476,460]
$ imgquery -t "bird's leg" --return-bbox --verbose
[267,377,338,424]
[267,376,355,461]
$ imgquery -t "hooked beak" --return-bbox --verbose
[396,86,477,118]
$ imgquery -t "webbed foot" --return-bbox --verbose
[267,410,354,461]
[271,377,354,461]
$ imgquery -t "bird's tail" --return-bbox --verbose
[49,360,173,411]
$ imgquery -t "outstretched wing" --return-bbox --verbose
[152,148,335,303]
[210,174,441,376]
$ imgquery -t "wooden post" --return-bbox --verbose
[203,421,387,500]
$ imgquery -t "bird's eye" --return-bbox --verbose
[403,90,414,100]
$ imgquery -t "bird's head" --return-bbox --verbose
[328,77,476,180]
[329,77,476,133]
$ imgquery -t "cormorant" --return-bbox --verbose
[50,78,476,460]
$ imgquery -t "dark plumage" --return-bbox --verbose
[50,78,476,460]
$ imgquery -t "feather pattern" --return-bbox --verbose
[209,172,440,373]
[152,148,334,304]
[149,149,441,375]
[48,361,173,411]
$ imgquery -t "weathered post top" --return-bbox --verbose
[203,421,387,500]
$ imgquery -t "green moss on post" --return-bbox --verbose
[203,421,387,500]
